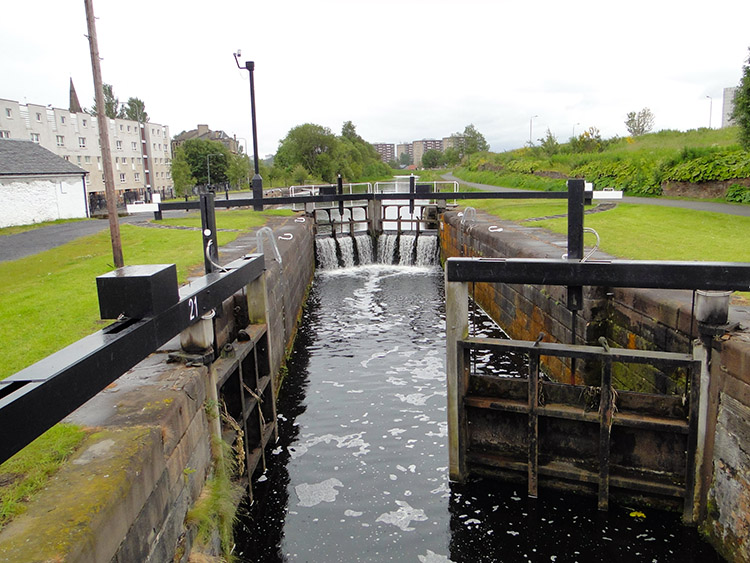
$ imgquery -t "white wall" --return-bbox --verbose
[0,175,88,228]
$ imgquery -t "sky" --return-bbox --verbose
[2,0,749,157]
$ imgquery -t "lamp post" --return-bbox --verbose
[529,115,538,145]
[206,153,222,190]
[234,51,263,211]
[706,95,713,129]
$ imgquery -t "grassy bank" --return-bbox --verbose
[455,127,750,197]
[0,209,293,381]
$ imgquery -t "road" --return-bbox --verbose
[441,173,750,217]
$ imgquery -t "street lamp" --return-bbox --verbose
[706,95,713,129]
[206,153,222,189]
[529,115,538,145]
[234,50,263,211]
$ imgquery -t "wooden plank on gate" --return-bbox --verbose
[528,352,540,498]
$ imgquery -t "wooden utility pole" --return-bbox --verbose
[84,0,124,268]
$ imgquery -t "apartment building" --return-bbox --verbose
[372,143,395,163]
[412,139,443,167]
[396,143,413,163]
[0,98,173,211]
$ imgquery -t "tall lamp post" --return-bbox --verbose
[529,115,538,146]
[234,51,263,211]
[206,153,222,190]
[706,95,713,129]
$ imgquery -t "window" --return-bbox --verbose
[5,108,11,118]
[116,140,123,150]
[85,156,91,164]
[119,124,123,131]
[61,116,65,124]
[82,119,87,127]
[56,135,64,146]
[134,172,141,182]
[77,156,82,164]
[78,137,86,148]
[30,133,40,143]
[1,130,11,139]
[115,157,119,163]
[119,173,126,183]
[127,125,131,132]
[131,141,137,150]
[64,156,70,161]
[36,112,42,122]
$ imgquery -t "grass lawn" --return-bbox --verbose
[0,208,293,530]
[0,209,294,381]
[0,218,95,237]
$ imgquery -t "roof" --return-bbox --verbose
[0,139,86,176]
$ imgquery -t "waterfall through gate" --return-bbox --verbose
[316,233,438,269]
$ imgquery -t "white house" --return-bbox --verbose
[0,139,88,228]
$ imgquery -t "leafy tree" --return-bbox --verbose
[226,153,251,189]
[731,48,750,150]
[625,107,655,136]
[171,147,196,196]
[90,83,121,119]
[275,123,339,182]
[421,149,443,168]
[539,128,560,156]
[291,163,309,185]
[442,146,462,166]
[122,97,149,122]
[398,151,412,166]
[173,139,231,188]
[452,124,489,156]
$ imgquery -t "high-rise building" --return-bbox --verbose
[0,97,173,211]
[396,143,413,164]
[412,139,443,167]
[372,143,395,163]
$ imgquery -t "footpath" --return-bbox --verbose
[442,172,750,217]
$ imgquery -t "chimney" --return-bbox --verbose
[197,124,209,136]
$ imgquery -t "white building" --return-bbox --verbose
[0,98,173,212]
[0,139,88,228]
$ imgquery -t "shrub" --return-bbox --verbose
[725,183,750,203]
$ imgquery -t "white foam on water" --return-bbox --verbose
[375,500,428,531]
[295,478,344,507]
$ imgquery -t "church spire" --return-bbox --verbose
[69,78,83,114]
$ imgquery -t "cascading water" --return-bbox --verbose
[398,234,416,265]
[318,233,439,269]
[315,237,339,269]
[354,234,374,264]
[337,236,356,268]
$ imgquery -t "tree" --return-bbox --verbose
[398,151,412,166]
[539,128,559,156]
[275,123,339,182]
[421,148,443,168]
[453,124,489,156]
[122,97,149,122]
[90,83,121,119]
[569,126,606,153]
[624,107,655,136]
[442,146,462,166]
[731,48,750,150]
[172,139,231,188]
[226,153,251,189]
[171,147,196,196]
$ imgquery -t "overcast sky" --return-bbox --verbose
[2,0,749,157]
